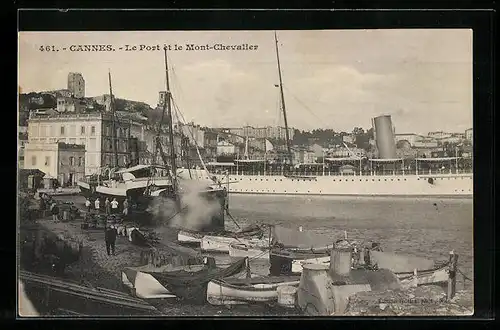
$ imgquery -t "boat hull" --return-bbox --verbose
[177,170,473,197]
[207,277,301,305]
[177,230,203,245]
[201,236,239,253]
[229,242,270,260]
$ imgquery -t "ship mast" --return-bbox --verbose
[108,70,119,168]
[163,48,182,212]
[274,31,292,164]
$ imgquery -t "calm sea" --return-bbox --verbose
[223,194,474,289]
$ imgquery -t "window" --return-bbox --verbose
[44,156,50,166]
[78,157,83,166]
[81,126,86,135]
[60,126,65,136]
[91,126,96,135]
[69,156,75,166]
[31,156,36,166]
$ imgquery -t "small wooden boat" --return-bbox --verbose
[229,241,270,260]
[290,249,451,288]
[292,256,331,273]
[207,276,301,305]
[395,262,450,288]
[270,248,330,276]
[177,230,204,244]
[177,224,264,246]
[122,257,248,303]
[201,235,240,253]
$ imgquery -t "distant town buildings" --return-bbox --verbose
[27,112,131,175]
[19,76,474,178]
[342,135,355,144]
[465,128,473,142]
[216,140,236,156]
[23,142,86,186]
[221,125,295,141]
[177,122,205,149]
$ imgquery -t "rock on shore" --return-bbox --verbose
[344,285,473,316]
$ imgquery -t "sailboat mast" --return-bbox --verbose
[164,48,181,210]
[108,70,119,168]
[274,31,292,164]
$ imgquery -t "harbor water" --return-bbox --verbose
[53,194,474,291]
[223,194,474,290]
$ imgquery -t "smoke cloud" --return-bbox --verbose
[146,180,223,231]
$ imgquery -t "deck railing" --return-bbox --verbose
[208,168,473,177]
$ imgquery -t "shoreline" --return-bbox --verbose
[20,194,473,316]
[26,216,300,316]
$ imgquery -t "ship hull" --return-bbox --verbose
[177,170,473,197]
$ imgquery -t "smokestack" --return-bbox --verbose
[373,115,397,159]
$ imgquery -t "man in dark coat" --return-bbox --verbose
[104,224,118,256]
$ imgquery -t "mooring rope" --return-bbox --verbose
[457,268,473,282]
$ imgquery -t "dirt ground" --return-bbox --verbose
[32,215,301,316]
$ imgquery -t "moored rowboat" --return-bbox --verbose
[177,230,203,244]
[201,235,240,253]
[206,276,301,305]
[229,241,270,260]
[177,224,264,246]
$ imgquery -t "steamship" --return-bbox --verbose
[177,129,473,198]
[177,34,473,198]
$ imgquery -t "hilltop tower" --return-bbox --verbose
[67,72,85,98]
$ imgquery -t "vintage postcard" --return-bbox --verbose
[18,29,473,317]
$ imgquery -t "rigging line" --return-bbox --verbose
[282,85,324,126]
[170,96,212,177]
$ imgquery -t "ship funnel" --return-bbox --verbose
[373,115,397,159]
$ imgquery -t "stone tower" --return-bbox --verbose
[67,72,85,98]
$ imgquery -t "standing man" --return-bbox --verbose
[85,197,91,214]
[105,198,111,216]
[111,198,119,214]
[94,197,100,214]
[50,202,59,222]
[122,198,129,219]
[104,224,118,256]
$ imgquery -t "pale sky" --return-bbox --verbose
[18,30,473,134]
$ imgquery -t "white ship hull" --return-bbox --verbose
[177,169,473,197]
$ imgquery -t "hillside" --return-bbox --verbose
[18,92,155,126]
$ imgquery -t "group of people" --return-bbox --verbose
[84,197,129,217]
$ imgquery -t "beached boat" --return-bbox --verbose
[270,248,330,276]
[229,241,270,260]
[177,224,264,246]
[290,249,450,288]
[291,256,331,273]
[206,275,301,305]
[177,230,204,244]
[121,257,248,303]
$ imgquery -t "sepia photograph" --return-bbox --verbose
[17,29,474,317]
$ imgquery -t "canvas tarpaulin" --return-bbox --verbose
[271,225,333,250]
